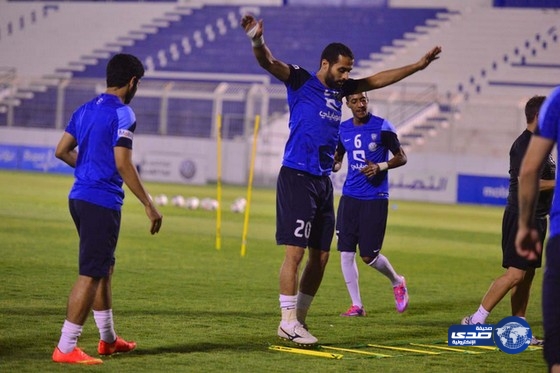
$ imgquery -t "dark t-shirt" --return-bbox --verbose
[506,129,556,217]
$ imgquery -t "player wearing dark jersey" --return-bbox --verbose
[462,96,555,346]
[333,92,408,317]
[53,54,163,364]
[517,87,560,372]
[241,14,441,345]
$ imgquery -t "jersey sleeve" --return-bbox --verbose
[538,89,560,142]
[284,65,312,91]
[115,106,136,149]
[340,79,359,98]
[380,119,401,154]
[65,110,78,138]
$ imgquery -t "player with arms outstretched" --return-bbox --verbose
[241,13,441,345]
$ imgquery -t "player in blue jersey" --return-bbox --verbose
[517,86,560,373]
[462,96,554,347]
[52,54,163,365]
[333,92,408,317]
[242,13,441,345]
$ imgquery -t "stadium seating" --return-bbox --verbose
[0,3,448,140]
[1,2,558,158]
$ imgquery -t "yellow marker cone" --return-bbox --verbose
[269,345,343,359]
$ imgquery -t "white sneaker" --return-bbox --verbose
[277,323,318,345]
[461,315,480,325]
[530,336,544,346]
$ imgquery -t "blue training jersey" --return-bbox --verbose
[283,65,358,176]
[65,93,136,210]
[338,113,401,200]
[537,85,560,237]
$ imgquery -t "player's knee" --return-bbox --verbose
[505,267,527,285]
[308,247,329,268]
[318,251,330,268]
[362,256,376,265]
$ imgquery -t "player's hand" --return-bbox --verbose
[418,46,442,69]
[515,226,542,261]
[332,161,342,172]
[146,204,163,235]
[241,14,263,39]
[360,160,378,178]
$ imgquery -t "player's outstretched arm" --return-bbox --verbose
[114,146,163,235]
[355,46,442,92]
[241,14,290,82]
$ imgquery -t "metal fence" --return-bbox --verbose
[0,73,440,141]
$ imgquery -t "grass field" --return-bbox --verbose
[0,170,547,372]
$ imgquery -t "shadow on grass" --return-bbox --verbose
[130,341,269,356]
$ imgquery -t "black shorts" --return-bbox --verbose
[69,199,120,278]
[336,196,388,258]
[502,208,545,269]
[275,166,335,251]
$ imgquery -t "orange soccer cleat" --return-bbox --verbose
[52,347,103,365]
[97,336,137,356]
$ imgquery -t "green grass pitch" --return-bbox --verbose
[0,170,547,372]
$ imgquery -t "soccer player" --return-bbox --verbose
[53,54,163,364]
[334,92,409,317]
[517,86,560,373]
[241,13,441,345]
[462,96,555,346]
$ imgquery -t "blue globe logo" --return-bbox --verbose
[179,160,196,180]
[493,316,532,354]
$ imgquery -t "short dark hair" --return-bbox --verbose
[345,91,368,102]
[320,43,354,67]
[106,54,145,88]
[525,95,546,123]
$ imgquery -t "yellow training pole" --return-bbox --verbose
[240,115,260,257]
[215,114,222,250]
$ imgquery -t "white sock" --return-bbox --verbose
[341,252,362,307]
[296,292,314,325]
[368,254,401,286]
[57,320,83,353]
[93,309,116,343]
[472,305,490,324]
[279,294,297,328]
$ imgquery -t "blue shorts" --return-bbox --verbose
[69,199,120,278]
[275,166,335,251]
[336,196,388,259]
[501,208,545,269]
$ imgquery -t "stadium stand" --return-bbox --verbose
[1,1,559,157]
[0,2,449,140]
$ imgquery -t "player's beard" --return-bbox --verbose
[124,82,138,104]
[324,67,345,89]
